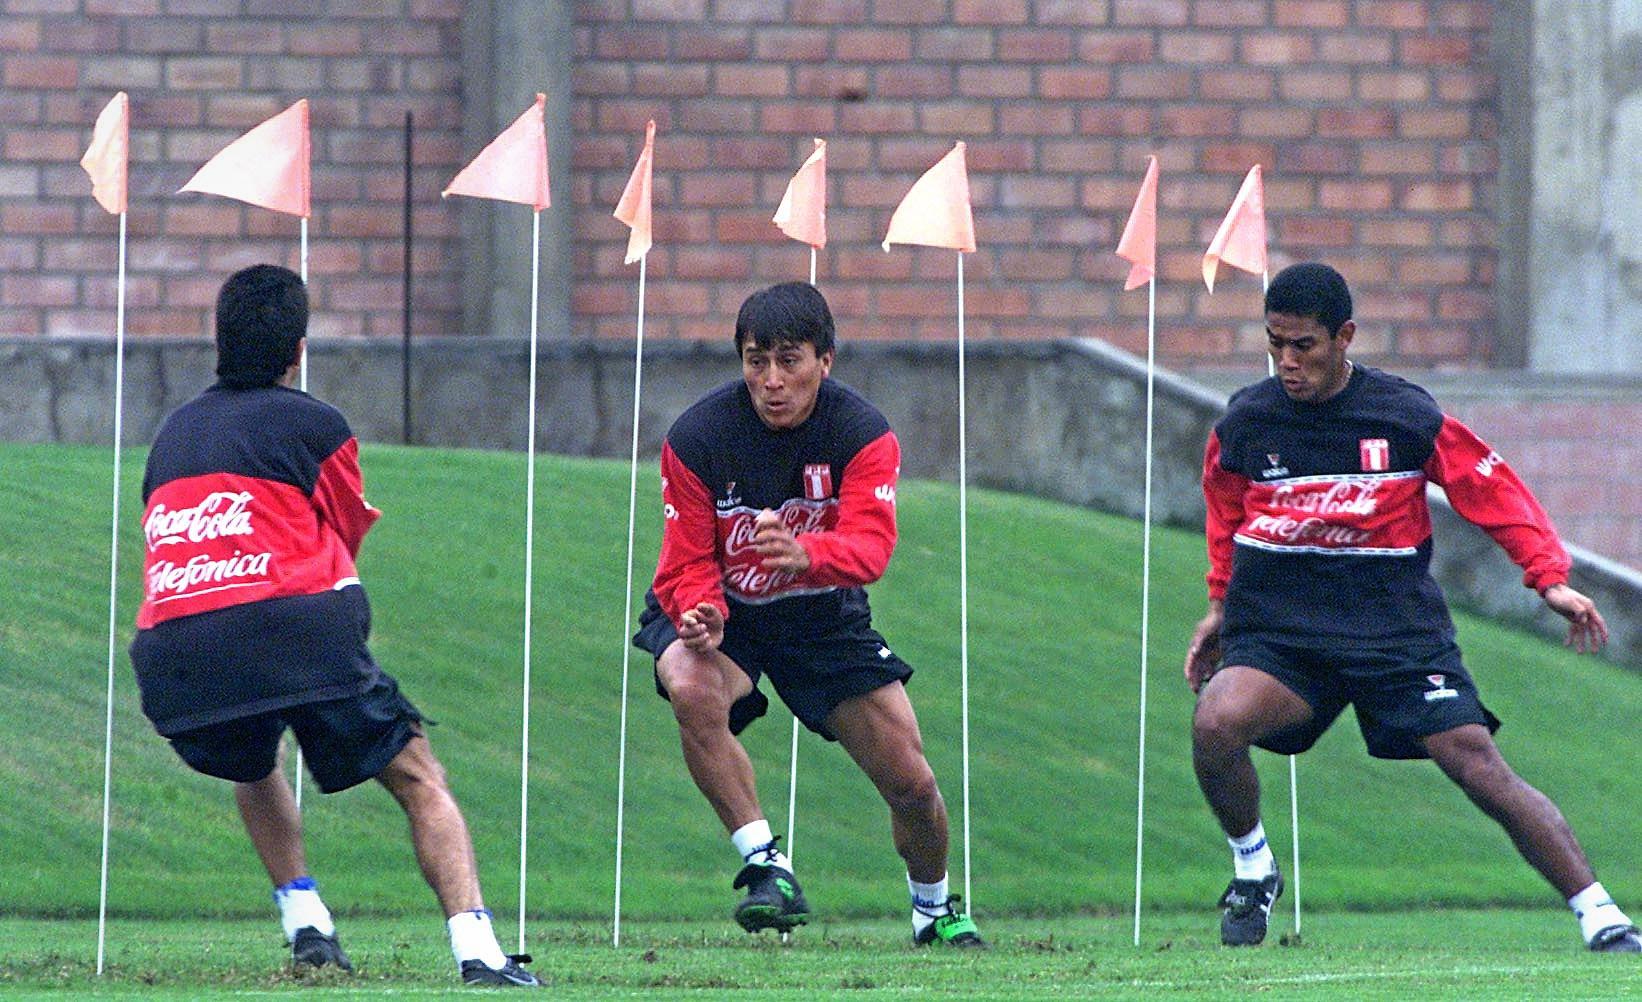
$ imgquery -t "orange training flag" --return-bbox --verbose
[81,92,129,215]
[881,141,975,253]
[442,93,550,211]
[772,138,826,249]
[1115,156,1158,291]
[1203,164,1266,292]
[179,99,310,218]
[613,120,655,265]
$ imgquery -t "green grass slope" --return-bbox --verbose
[1,442,1637,923]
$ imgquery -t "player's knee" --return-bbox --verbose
[880,763,941,814]
[1192,698,1257,753]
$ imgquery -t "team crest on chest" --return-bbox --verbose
[1359,438,1390,472]
[803,463,833,500]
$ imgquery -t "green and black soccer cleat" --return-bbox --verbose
[913,895,986,948]
[1589,924,1642,953]
[732,863,810,933]
[1218,868,1283,946]
[290,926,353,971]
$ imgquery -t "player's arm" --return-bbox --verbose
[1425,414,1606,652]
[1188,431,1246,689]
[312,436,381,558]
[783,430,900,586]
[653,440,729,626]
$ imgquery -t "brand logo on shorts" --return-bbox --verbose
[1423,673,1458,702]
[803,463,833,500]
[1260,453,1289,478]
[1360,438,1390,472]
[878,646,893,659]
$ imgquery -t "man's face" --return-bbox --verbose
[741,338,833,430]
[1266,312,1354,403]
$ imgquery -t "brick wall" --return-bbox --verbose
[569,0,1500,370]
[0,1,466,343]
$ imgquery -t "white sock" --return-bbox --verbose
[273,877,334,942]
[1570,882,1632,943]
[447,908,509,970]
[731,820,791,871]
[909,873,951,936]
[1229,822,1277,880]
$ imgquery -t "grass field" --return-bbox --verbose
[1,441,1638,996]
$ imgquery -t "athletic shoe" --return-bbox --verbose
[1589,924,1642,953]
[460,954,541,987]
[912,895,986,948]
[732,863,809,933]
[1218,868,1283,946]
[290,926,353,971]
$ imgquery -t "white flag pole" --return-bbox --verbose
[95,208,129,977]
[294,215,310,810]
[1261,264,1301,938]
[515,209,542,953]
[786,243,817,863]
[956,251,973,909]
[1132,271,1156,946]
[613,253,648,948]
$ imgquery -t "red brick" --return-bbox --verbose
[1402,180,1473,212]
[1077,31,1154,62]
[1279,70,1352,101]
[1113,67,1188,100]
[1433,2,1491,30]
[920,101,996,136]
[958,65,1031,98]
[1318,32,1393,63]
[790,0,870,24]
[1113,0,1187,26]
[1161,105,1237,137]
[679,173,758,207]
[4,55,77,88]
[954,0,1027,24]
[1040,139,1116,173]
[1357,70,1430,102]
[871,0,948,24]
[1159,32,1236,63]
[632,0,707,18]
[1000,104,1071,135]
[1356,1,1427,29]
[1436,289,1490,321]
[1200,68,1275,101]
[205,20,283,53]
[714,63,789,97]
[1401,35,1472,65]
[835,28,913,61]
[595,26,669,59]
[1436,71,1492,102]
[1394,325,1469,360]
[1036,0,1110,25]
[1280,217,1353,247]
[1399,108,1471,139]
[1193,0,1265,26]
[1242,33,1315,64]
[1360,219,1432,246]
[1361,144,1435,175]
[1240,107,1314,138]
[759,102,837,134]
[3,203,76,233]
[3,274,76,307]
[674,27,754,60]
[1201,142,1276,173]
[677,99,755,132]
[754,26,830,60]
[794,66,868,99]
[1319,179,1393,211]
[126,19,204,52]
[840,103,917,134]
[915,27,997,61]
[1275,0,1347,27]
[1277,142,1352,174]
[999,29,1074,62]
[1317,108,1396,138]
[0,17,42,49]
[877,65,952,99]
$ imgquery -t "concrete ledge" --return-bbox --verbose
[5,333,1636,668]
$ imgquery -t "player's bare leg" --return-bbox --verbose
[1191,667,1312,945]
[1421,724,1594,894]
[830,682,981,946]
[656,640,763,831]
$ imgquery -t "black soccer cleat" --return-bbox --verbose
[732,863,810,933]
[290,926,353,971]
[1218,868,1283,946]
[460,954,542,987]
[912,895,986,948]
[1589,924,1642,953]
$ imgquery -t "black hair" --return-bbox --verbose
[1265,262,1353,336]
[733,281,835,356]
[214,264,307,389]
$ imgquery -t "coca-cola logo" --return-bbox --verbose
[718,501,834,600]
[1246,513,1372,546]
[1268,480,1381,516]
[145,492,255,550]
[721,504,828,558]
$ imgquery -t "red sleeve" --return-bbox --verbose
[795,430,900,588]
[652,441,728,624]
[1423,414,1570,593]
[1202,430,1248,601]
[312,437,380,558]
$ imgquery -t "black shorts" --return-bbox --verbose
[634,599,913,742]
[1222,634,1499,760]
[166,674,424,793]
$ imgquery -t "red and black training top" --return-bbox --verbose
[1203,365,1570,645]
[653,378,900,641]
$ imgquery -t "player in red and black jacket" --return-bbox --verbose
[1183,262,1637,953]
[129,265,539,987]
[633,282,982,948]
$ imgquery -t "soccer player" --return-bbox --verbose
[129,265,540,986]
[1184,261,1639,952]
[633,281,982,947]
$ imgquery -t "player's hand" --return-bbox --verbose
[1184,602,1225,693]
[1542,583,1608,654]
[751,508,810,574]
[678,602,725,653]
